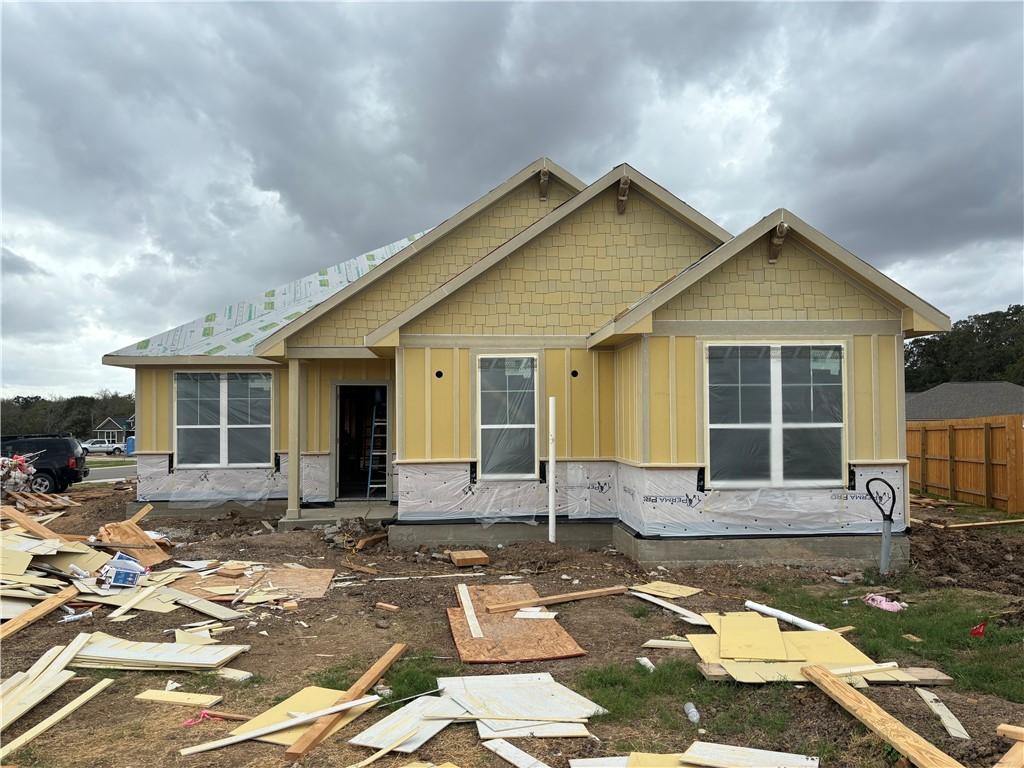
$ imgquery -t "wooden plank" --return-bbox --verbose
[997,724,1024,741]
[1,670,76,730]
[230,686,374,745]
[355,532,388,551]
[0,678,113,761]
[448,584,586,663]
[107,584,161,619]
[457,584,483,639]
[135,689,224,707]
[630,580,702,598]
[0,506,68,541]
[450,550,489,567]
[903,668,954,687]
[628,591,711,625]
[160,588,246,620]
[915,688,969,740]
[283,643,408,761]
[339,562,379,575]
[628,754,685,767]
[97,521,168,567]
[994,742,1023,768]
[641,639,693,650]
[0,584,78,641]
[486,585,627,613]
[179,696,379,756]
[940,518,1024,530]
[346,728,418,768]
[679,741,818,767]
[174,568,334,601]
[128,504,154,526]
[482,738,553,768]
[801,665,966,768]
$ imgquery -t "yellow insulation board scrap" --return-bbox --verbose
[719,613,791,661]
[631,581,702,599]
[229,686,375,746]
[627,753,685,767]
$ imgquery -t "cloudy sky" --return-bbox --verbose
[2,2,1021,399]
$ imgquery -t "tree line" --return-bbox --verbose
[1,389,134,440]
[904,304,1023,392]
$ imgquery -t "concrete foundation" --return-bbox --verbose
[386,519,615,551]
[612,523,910,570]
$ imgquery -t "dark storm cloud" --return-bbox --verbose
[1,2,1021,397]
[2,247,53,278]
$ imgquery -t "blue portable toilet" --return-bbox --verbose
[126,436,136,457]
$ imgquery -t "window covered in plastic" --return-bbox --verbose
[175,372,272,466]
[478,356,537,479]
[708,345,843,486]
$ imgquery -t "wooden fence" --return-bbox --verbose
[906,415,1023,513]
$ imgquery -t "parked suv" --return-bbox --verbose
[0,434,89,493]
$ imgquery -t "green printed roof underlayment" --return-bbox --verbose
[108,231,430,358]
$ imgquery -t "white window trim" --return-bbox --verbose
[705,342,846,489]
[477,353,539,481]
[174,371,273,469]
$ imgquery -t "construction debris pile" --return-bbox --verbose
[1,498,1020,768]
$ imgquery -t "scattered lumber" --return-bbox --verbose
[283,642,408,761]
[486,585,627,614]
[2,492,80,512]
[135,689,224,707]
[345,727,419,768]
[127,504,153,525]
[97,520,169,567]
[449,550,489,567]
[679,740,818,767]
[0,677,113,761]
[801,665,966,768]
[641,639,693,650]
[994,743,1023,768]
[997,724,1024,741]
[483,738,554,768]
[0,585,79,641]
[1,505,70,541]
[355,532,388,551]
[939,518,1024,530]
[457,583,484,639]
[630,580,702,598]
[349,696,461,753]
[628,591,710,626]
[375,602,400,612]
[339,562,379,575]
[915,688,970,739]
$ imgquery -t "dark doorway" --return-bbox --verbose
[336,385,388,499]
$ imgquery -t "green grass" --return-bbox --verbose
[628,605,652,619]
[305,653,462,704]
[8,747,54,768]
[85,457,137,467]
[751,580,1024,702]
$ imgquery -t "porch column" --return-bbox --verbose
[285,358,305,519]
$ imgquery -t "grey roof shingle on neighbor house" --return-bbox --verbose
[906,381,1024,421]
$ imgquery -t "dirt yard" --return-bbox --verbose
[3,484,1023,768]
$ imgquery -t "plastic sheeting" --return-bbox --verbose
[396,462,618,525]
[398,460,906,538]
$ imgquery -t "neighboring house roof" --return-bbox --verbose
[906,381,1024,420]
[362,162,732,347]
[104,231,430,365]
[94,416,132,431]
[589,208,950,347]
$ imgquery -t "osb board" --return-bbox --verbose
[448,584,586,663]
[718,613,792,662]
[230,685,374,745]
[173,568,335,601]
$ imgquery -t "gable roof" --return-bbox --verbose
[588,208,950,348]
[906,381,1024,420]
[251,157,586,356]
[362,163,732,346]
[94,415,132,431]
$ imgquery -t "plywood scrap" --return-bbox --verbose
[631,580,702,599]
[175,566,334,601]
[483,738,553,768]
[230,686,375,745]
[628,591,710,626]
[448,584,585,663]
[284,642,408,760]
[628,753,685,767]
[180,695,379,756]
[349,696,463,753]
[449,549,489,566]
[801,665,966,768]
[486,585,627,613]
[0,584,78,641]
[355,532,388,551]
[135,689,223,707]
[915,688,970,740]
[679,741,818,767]
[0,677,113,761]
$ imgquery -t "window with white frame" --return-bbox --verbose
[478,356,538,479]
[707,344,843,487]
[175,372,272,467]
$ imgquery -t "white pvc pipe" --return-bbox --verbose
[548,396,556,543]
[744,600,827,631]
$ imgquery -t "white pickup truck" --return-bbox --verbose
[80,438,126,455]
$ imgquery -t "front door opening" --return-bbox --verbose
[336,385,388,499]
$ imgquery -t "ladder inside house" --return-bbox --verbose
[366,405,388,498]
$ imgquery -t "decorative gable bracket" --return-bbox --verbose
[768,222,790,264]
[538,168,550,201]
[616,176,631,214]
